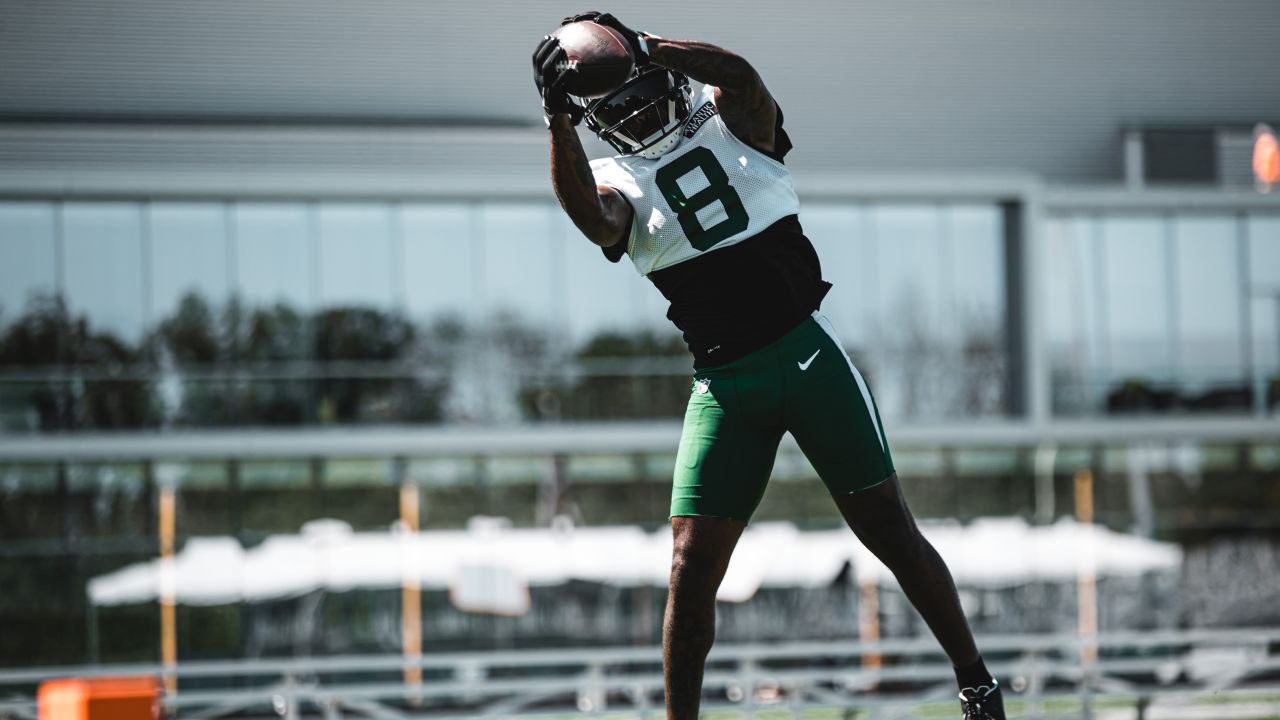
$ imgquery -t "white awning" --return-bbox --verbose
[87,516,1181,608]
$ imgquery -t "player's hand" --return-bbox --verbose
[561,11,651,66]
[532,35,584,126]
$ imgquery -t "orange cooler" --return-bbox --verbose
[39,677,160,720]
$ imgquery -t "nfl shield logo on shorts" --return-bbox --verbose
[695,378,711,394]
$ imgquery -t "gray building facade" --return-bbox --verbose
[0,0,1278,669]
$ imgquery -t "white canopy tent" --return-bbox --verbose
[88,517,1181,610]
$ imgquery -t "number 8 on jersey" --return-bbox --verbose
[589,84,801,276]
[655,147,749,251]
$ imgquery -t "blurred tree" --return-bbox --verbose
[71,325,152,429]
[154,293,220,365]
[313,307,416,423]
[0,295,152,430]
[0,295,65,430]
[230,299,312,426]
[959,313,1008,416]
[539,330,690,421]
[149,292,231,426]
[877,292,1010,419]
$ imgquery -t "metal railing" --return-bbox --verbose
[2,629,1279,720]
[2,416,1279,462]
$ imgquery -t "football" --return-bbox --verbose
[550,21,635,99]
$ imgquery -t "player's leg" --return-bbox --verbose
[663,515,743,720]
[832,474,978,665]
[784,312,1004,718]
[833,476,1003,717]
[665,361,783,719]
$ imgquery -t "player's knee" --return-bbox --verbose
[859,515,927,568]
[669,539,726,591]
[670,540,713,581]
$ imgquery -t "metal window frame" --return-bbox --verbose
[4,171,1280,454]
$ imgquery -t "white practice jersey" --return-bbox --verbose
[590,84,801,276]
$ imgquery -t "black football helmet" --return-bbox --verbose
[583,67,692,159]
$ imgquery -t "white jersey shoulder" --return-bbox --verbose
[590,84,800,276]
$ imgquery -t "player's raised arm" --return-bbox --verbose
[571,13,777,154]
[548,114,632,250]
[534,35,633,250]
[647,40,776,151]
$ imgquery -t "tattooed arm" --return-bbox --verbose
[549,113,633,250]
[647,38,777,154]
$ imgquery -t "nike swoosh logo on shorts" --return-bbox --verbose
[798,349,821,371]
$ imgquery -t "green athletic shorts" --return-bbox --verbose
[670,311,895,523]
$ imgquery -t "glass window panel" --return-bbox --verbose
[1247,219,1280,408]
[63,203,146,342]
[317,204,394,309]
[633,270,673,335]
[1047,216,1103,414]
[1252,444,1280,471]
[1248,215,1280,290]
[0,463,60,540]
[874,205,944,333]
[1173,216,1242,384]
[566,454,634,483]
[483,456,547,485]
[804,205,871,345]
[66,463,149,539]
[240,460,314,535]
[1101,216,1172,380]
[325,458,393,488]
[947,205,1004,330]
[149,204,229,321]
[323,459,396,530]
[402,204,475,325]
[891,448,946,476]
[479,204,559,330]
[170,461,231,537]
[641,452,677,480]
[1053,447,1093,474]
[559,210,642,345]
[407,457,477,488]
[241,460,310,488]
[233,204,313,310]
[1046,216,1103,368]
[0,203,57,325]
[870,205,945,419]
[954,448,1022,477]
[947,205,1007,416]
[1252,298,1278,373]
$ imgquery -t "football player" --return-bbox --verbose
[533,13,1006,720]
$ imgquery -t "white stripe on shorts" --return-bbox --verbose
[811,311,887,453]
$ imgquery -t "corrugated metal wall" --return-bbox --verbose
[2,0,1278,185]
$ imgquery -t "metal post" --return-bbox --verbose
[1124,131,1145,191]
[537,453,567,526]
[1002,200,1028,417]
[1020,186,1052,427]
[86,590,100,665]
[858,579,881,680]
[1074,466,1097,719]
[157,462,179,698]
[1126,444,1156,537]
[1237,213,1262,415]
[398,459,423,700]
[1033,443,1058,525]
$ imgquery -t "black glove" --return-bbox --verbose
[532,35,584,126]
[561,11,652,66]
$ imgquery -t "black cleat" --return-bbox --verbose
[958,680,1005,720]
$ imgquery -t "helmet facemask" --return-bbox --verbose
[583,68,692,159]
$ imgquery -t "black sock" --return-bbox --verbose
[955,656,994,690]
